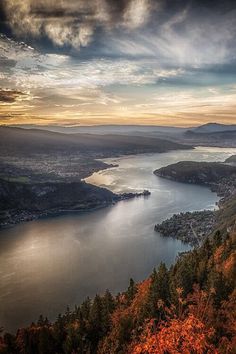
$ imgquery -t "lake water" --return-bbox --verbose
[1,146,236,333]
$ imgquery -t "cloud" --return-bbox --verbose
[0,34,186,91]
[2,0,236,67]
[1,1,236,126]
[123,0,153,30]
[2,0,156,50]
[44,22,94,48]
[3,0,95,49]
[101,5,236,68]
[0,88,29,104]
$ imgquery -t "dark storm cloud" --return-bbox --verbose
[0,1,6,22]
[0,88,28,103]
[30,0,128,19]
[1,0,157,50]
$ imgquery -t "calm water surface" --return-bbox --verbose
[1,146,236,332]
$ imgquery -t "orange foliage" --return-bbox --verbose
[98,279,151,354]
[131,314,216,354]
[214,234,236,281]
[112,279,151,323]
[187,284,215,324]
[130,284,219,354]
[214,245,225,273]
[222,251,236,278]
[217,290,236,352]
[129,279,151,318]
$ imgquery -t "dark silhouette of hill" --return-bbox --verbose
[188,122,236,134]
[0,126,191,157]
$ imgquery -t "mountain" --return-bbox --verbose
[0,127,191,227]
[0,126,191,157]
[4,124,236,148]
[7,122,236,136]
[225,155,236,165]
[188,122,236,134]
[183,129,236,147]
[6,124,187,135]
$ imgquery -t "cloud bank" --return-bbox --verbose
[3,0,155,50]
[0,0,236,126]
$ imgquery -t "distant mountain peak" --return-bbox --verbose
[190,122,236,134]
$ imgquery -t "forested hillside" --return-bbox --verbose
[0,127,191,157]
[0,196,235,353]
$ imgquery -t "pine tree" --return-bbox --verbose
[126,278,137,303]
[145,264,170,318]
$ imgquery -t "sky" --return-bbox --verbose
[0,0,236,127]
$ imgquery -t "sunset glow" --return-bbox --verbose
[0,0,236,126]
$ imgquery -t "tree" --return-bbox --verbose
[126,278,137,303]
[131,314,216,354]
[146,264,170,318]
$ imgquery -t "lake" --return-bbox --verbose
[1,146,236,332]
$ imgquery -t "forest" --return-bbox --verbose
[0,195,235,353]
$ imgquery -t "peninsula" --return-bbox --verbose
[154,157,236,245]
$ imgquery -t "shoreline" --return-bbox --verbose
[153,159,236,246]
[0,190,151,230]
[154,209,217,247]
[2,147,235,231]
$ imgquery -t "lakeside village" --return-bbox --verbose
[155,172,236,247]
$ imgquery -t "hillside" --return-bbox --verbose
[153,160,236,248]
[0,126,190,228]
[0,126,192,187]
[0,178,150,228]
[154,161,236,208]
[154,161,236,186]
[155,210,216,246]
[225,155,236,165]
[8,124,187,136]
[0,179,118,227]
[0,127,191,157]
[188,123,236,134]
[183,130,236,147]
[0,195,235,353]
